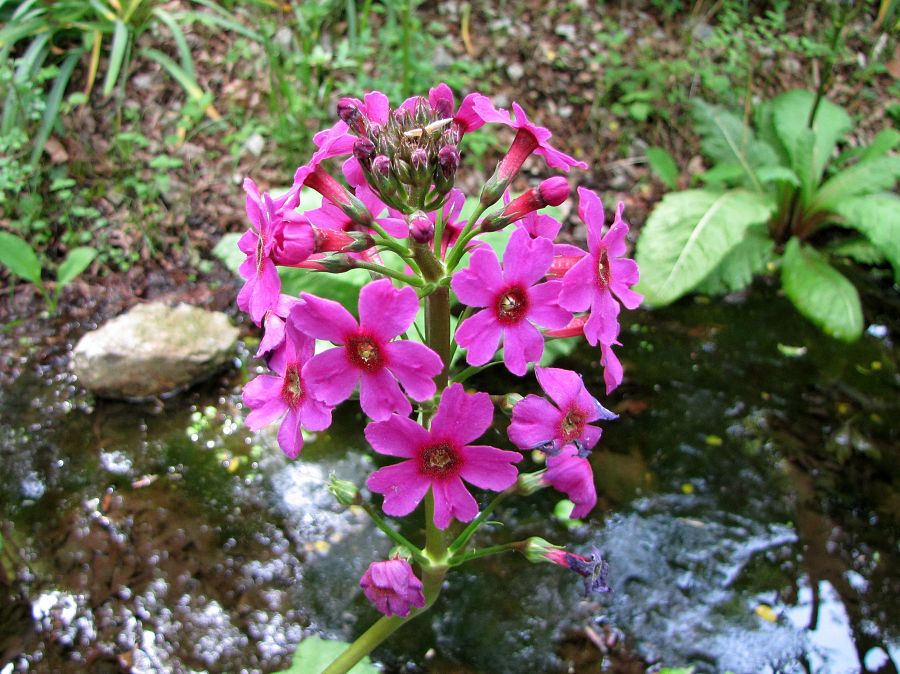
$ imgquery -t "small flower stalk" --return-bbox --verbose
[235,84,640,672]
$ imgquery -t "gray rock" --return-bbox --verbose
[73,302,239,399]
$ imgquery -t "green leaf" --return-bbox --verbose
[791,129,817,210]
[694,162,746,187]
[277,636,377,674]
[102,20,129,97]
[691,100,779,191]
[646,146,679,189]
[212,232,243,274]
[695,226,774,295]
[756,165,800,187]
[771,90,851,185]
[833,193,900,282]
[781,238,863,342]
[30,50,81,166]
[829,237,886,266]
[858,129,900,163]
[539,336,577,366]
[0,231,42,284]
[809,155,900,214]
[279,268,370,312]
[152,8,195,79]
[634,189,775,306]
[56,247,97,286]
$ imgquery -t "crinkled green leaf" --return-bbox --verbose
[809,155,900,214]
[277,636,377,674]
[828,237,886,266]
[781,238,862,342]
[695,226,774,295]
[635,189,774,306]
[56,246,97,286]
[833,193,900,282]
[771,90,851,185]
[0,231,42,284]
[646,146,679,189]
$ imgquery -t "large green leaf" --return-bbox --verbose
[833,193,900,282]
[276,636,377,674]
[791,129,817,210]
[56,246,97,286]
[692,100,779,191]
[635,189,775,306]
[280,267,370,313]
[809,155,900,214]
[0,231,42,284]
[212,232,244,274]
[771,90,851,186]
[857,129,900,163]
[695,225,775,295]
[781,238,863,342]
[646,146,679,189]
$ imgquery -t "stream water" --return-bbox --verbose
[0,277,897,674]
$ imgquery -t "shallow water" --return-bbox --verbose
[0,279,897,673]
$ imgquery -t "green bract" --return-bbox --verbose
[635,89,900,342]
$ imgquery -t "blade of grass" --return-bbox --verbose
[30,50,81,166]
[87,0,117,23]
[141,47,221,120]
[152,8,195,78]
[2,33,49,133]
[84,29,102,97]
[101,19,129,96]
[123,0,146,23]
[179,9,263,42]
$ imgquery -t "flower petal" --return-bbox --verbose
[359,279,419,341]
[455,309,502,367]
[291,295,358,344]
[610,258,643,309]
[432,476,478,529]
[430,383,493,446]
[385,340,442,401]
[527,280,571,328]
[452,247,504,307]
[502,228,553,287]
[459,445,521,491]
[277,409,304,459]
[600,340,623,395]
[534,367,583,409]
[367,461,430,517]
[507,394,560,450]
[365,415,430,458]
[302,347,358,405]
[359,368,412,421]
[300,395,333,432]
[558,254,597,312]
[502,321,544,376]
[577,187,606,253]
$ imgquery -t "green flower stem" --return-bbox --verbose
[447,305,473,364]
[448,489,510,555]
[424,284,451,390]
[359,501,430,567]
[451,360,503,385]
[445,204,487,272]
[448,540,528,566]
[352,259,423,286]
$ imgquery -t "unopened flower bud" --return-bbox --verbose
[408,212,434,244]
[328,474,360,506]
[311,253,357,273]
[517,470,548,496]
[438,144,460,179]
[537,176,569,206]
[343,231,376,252]
[388,545,414,562]
[372,155,391,177]
[523,537,564,564]
[337,98,366,135]
[353,137,376,164]
[313,227,355,253]
[411,147,428,171]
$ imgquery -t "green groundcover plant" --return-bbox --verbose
[635,89,900,342]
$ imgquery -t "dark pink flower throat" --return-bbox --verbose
[495,285,529,324]
[420,441,460,478]
[346,333,385,372]
[559,408,586,442]
[280,363,305,409]
[596,250,611,289]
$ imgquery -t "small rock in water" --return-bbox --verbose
[72,302,239,400]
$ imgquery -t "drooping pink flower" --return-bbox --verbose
[294,279,442,421]
[508,367,616,456]
[242,318,333,458]
[452,228,571,376]
[534,543,611,596]
[359,558,426,617]
[256,294,301,359]
[237,178,312,324]
[306,183,407,238]
[543,443,598,519]
[558,188,642,346]
[600,336,624,395]
[427,82,496,134]
[366,383,522,529]
[482,177,569,231]
[473,100,588,179]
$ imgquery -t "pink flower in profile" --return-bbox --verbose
[366,384,522,529]
[360,558,425,617]
[256,294,301,359]
[242,318,333,458]
[543,316,626,395]
[237,178,313,324]
[452,228,571,376]
[543,444,598,519]
[307,183,407,238]
[473,100,588,178]
[508,367,616,456]
[558,188,642,346]
[294,279,442,421]
[427,82,495,134]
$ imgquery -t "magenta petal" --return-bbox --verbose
[600,341,623,394]
[291,294,358,344]
[527,281,571,329]
[452,247,504,306]
[502,228,553,287]
[472,96,511,125]
[455,309,502,367]
[454,93,488,133]
[428,82,455,117]
[385,340,441,401]
[604,214,630,258]
[502,321,544,376]
[536,145,588,172]
[534,367,582,409]
[459,445,521,490]
[300,396,333,432]
[610,258,643,309]
[363,90,390,125]
[544,446,596,518]
[432,476,478,529]
[249,259,281,325]
[582,424,602,450]
[343,156,365,188]
[365,416,430,458]
[558,254,597,312]
[277,409,304,459]
[367,461,430,517]
[302,348,358,405]
[359,279,419,341]
[359,368,412,421]
[507,394,560,450]
[577,187,606,253]
[244,376,287,431]
[430,383,494,446]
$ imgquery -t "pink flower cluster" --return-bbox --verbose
[236,83,642,615]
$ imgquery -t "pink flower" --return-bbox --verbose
[600,336,624,395]
[482,177,569,231]
[237,178,313,324]
[452,228,571,376]
[359,558,425,617]
[294,279,442,421]
[507,367,616,456]
[427,82,495,134]
[256,294,301,359]
[540,545,610,596]
[306,183,407,238]
[242,318,333,458]
[519,211,562,240]
[543,444,598,519]
[558,188,642,346]
[366,384,522,529]
[473,100,588,178]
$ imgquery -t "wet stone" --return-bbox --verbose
[72,302,239,400]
